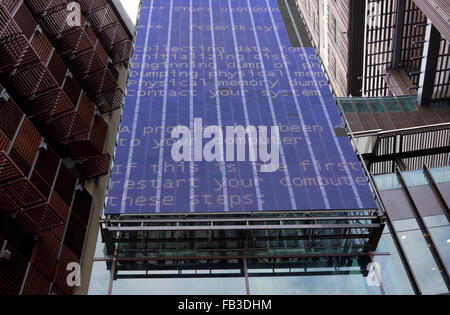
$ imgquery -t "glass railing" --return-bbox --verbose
[337,96,419,114]
[374,166,450,191]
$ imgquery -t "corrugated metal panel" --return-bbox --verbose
[29,88,75,122]
[10,63,58,97]
[67,115,108,158]
[78,0,132,63]
[88,6,117,31]
[413,0,450,42]
[33,5,88,39]
[78,0,108,14]
[0,151,23,184]
[53,163,77,206]
[24,0,67,16]
[34,146,60,188]
[0,6,22,41]
[49,224,65,242]
[0,131,11,152]
[8,119,42,175]
[21,266,51,295]
[77,92,96,129]
[78,153,111,180]
[64,212,87,258]
[15,191,69,234]
[0,178,46,213]
[24,2,123,114]
[95,86,123,113]
[30,168,52,198]
[0,34,40,74]
[30,31,53,64]
[29,232,60,280]
[103,35,131,64]
[1,0,21,14]
[0,91,24,140]
[0,240,28,295]
[52,245,79,295]
[71,188,93,226]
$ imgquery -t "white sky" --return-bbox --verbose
[120,0,140,24]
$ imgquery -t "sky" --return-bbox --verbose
[120,0,140,24]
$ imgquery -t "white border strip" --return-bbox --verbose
[155,0,175,212]
[264,0,331,209]
[209,0,230,211]
[227,0,263,211]
[282,0,363,208]
[246,0,297,210]
[189,0,195,212]
[120,1,155,214]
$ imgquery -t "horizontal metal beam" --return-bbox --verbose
[96,252,372,262]
[105,223,381,232]
[377,122,450,136]
[103,215,379,224]
[109,233,372,243]
[114,269,366,279]
[106,208,378,218]
[369,146,450,163]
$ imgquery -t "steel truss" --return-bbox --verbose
[100,209,384,275]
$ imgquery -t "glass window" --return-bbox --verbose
[340,100,355,113]
[393,218,420,232]
[431,99,450,110]
[374,173,402,191]
[424,215,449,228]
[398,97,418,112]
[374,231,414,295]
[88,261,111,295]
[384,98,402,112]
[355,100,371,113]
[369,99,386,113]
[428,225,450,272]
[429,166,450,184]
[397,229,448,294]
[111,274,247,295]
[248,266,382,295]
[94,231,108,259]
[402,170,429,187]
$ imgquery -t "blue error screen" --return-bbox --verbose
[106,0,376,215]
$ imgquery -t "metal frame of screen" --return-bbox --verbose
[97,0,386,285]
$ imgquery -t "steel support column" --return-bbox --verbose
[417,20,441,106]
[423,164,450,222]
[392,0,406,69]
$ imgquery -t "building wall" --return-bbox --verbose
[297,0,450,102]
[0,0,132,295]
[296,0,352,97]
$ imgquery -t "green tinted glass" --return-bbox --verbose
[432,100,450,110]
[398,97,418,112]
[384,98,402,112]
[340,100,355,113]
[369,99,386,112]
[355,100,371,113]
